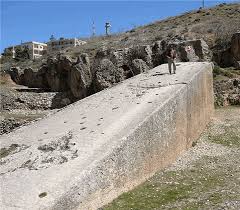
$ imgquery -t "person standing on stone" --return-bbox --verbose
[166,47,177,74]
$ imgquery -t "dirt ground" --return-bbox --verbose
[103,106,240,210]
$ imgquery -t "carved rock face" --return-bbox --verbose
[46,56,71,92]
[70,54,92,99]
[94,58,125,91]
[231,32,240,61]
[213,33,240,69]
[151,39,212,66]
[9,67,24,85]
[126,45,153,68]
[45,54,93,98]
[8,39,214,103]
[131,59,149,75]
[170,39,212,62]
[185,39,212,61]
[151,40,168,67]
[23,68,48,88]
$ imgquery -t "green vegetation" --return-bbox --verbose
[104,107,240,210]
[208,124,240,147]
[104,159,235,210]
[213,66,239,80]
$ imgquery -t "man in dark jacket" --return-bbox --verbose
[166,47,177,74]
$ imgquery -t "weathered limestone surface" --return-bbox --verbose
[0,62,214,210]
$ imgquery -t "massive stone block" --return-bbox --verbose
[0,62,214,210]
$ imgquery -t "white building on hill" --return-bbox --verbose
[4,41,47,59]
[47,37,87,53]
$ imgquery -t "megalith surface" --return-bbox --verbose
[0,62,214,210]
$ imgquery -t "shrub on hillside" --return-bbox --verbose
[213,65,224,77]
[213,65,236,78]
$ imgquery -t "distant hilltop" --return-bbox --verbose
[1,3,239,71]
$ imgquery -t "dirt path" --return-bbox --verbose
[103,106,240,210]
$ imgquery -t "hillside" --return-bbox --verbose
[67,2,240,56]
[1,3,240,71]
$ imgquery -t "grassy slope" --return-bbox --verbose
[103,107,240,210]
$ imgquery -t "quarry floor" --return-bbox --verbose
[103,106,240,210]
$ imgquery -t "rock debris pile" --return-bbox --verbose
[214,78,240,106]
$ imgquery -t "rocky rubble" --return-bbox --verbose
[0,118,26,135]
[1,86,72,111]
[0,85,71,135]
[214,78,240,106]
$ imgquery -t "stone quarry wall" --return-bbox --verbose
[213,32,240,69]
[0,62,214,210]
[8,38,213,102]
